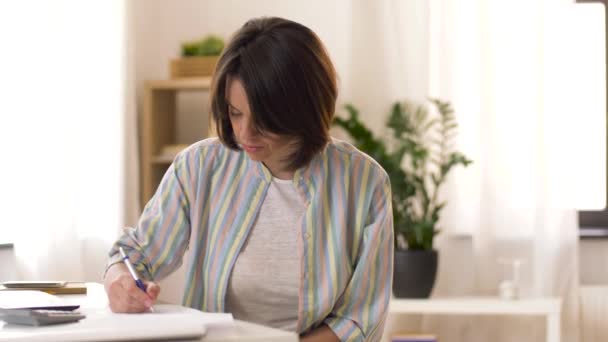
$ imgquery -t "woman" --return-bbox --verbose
[104,17,393,342]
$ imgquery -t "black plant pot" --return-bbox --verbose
[393,249,438,298]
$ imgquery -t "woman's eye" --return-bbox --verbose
[229,111,241,117]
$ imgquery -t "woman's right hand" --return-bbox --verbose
[103,263,161,313]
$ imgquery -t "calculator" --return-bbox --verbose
[0,308,86,326]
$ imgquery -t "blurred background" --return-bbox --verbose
[0,1,606,341]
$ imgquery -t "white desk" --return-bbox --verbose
[389,297,561,342]
[0,283,298,342]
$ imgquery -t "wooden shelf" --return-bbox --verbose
[140,78,212,205]
[151,155,176,164]
[145,77,212,90]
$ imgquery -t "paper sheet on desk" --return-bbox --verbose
[76,304,233,341]
[147,304,234,326]
[81,304,234,325]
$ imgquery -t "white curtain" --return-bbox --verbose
[343,1,600,342]
[428,1,607,341]
[0,0,133,282]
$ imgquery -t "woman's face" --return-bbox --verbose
[226,77,295,171]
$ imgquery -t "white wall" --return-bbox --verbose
[131,0,352,145]
[580,240,608,284]
[130,0,434,144]
[0,245,16,282]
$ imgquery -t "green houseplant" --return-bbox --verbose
[181,35,225,57]
[171,35,225,78]
[333,98,472,297]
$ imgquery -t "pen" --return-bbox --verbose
[118,247,148,294]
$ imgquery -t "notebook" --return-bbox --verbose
[0,282,87,295]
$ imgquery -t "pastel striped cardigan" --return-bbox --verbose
[108,137,394,341]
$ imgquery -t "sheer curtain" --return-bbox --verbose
[343,1,602,341]
[0,0,132,282]
[428,1,606,341]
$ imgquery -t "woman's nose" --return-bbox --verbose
[241,117,259,139]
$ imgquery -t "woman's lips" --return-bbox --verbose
[242,144,263,153]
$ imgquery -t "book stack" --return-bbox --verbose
[392,332,438,342]
[0,282,87,295]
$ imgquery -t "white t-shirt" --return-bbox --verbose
[225,177,305,332]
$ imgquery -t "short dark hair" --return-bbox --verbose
[210,17,338,171]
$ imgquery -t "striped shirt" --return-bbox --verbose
[107,137,394,341]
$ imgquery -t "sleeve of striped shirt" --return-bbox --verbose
[325,174,394,342]
[105,152,192,281]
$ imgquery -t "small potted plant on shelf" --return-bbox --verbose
[333,98,472,298]
[170,35,225,78]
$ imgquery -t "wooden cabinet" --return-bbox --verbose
[141,77,212,205]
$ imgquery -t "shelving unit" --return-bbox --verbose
[141,77,212,205]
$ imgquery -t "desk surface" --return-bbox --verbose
[390,296,561,315]
[0,283,298,342]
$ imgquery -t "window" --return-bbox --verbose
[577,0,608,238]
